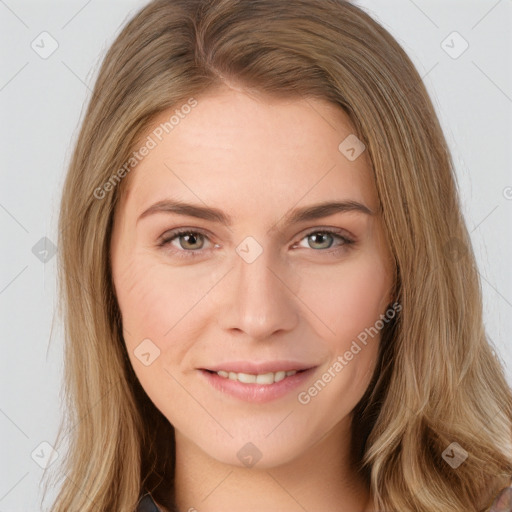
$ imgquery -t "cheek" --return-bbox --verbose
[112,254,169,374]
[112,252,217,367]
[113,256,167,337]
[292,255,391,430]
[298,250,391,355]
[113,255,200,414]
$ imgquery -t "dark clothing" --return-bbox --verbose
[137,486,512,511]
[136,494,161,512]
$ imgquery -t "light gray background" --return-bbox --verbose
[1,1,511,510]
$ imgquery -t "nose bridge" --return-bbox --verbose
[223,240,299,339]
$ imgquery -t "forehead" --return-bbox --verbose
[119,88,376,220]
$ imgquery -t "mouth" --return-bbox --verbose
[198,365,316,403]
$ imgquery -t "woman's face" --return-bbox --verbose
[110,86,394,468]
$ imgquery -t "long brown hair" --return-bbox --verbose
[45,1,512,510]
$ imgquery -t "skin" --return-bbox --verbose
[110,85,394,512]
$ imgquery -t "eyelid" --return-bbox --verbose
[158,227,212,245]
[298,226,355,243]
[157,227,216,259]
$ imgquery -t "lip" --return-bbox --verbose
[202,361,314,374]
[199,366,317,403]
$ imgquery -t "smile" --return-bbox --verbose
[215,369,298,385]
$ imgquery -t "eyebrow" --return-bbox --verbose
[136,199,374,228]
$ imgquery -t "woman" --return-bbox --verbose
[45,0,512,510]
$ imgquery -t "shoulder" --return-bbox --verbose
[488,479,512,512]
[136,493,161,512]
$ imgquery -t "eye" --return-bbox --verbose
[158,227,355,260]
[295,228,355,254]
[158,228,216,259]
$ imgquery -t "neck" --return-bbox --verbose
[172,419,373,512]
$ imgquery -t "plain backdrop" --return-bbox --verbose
[1,1,511,510]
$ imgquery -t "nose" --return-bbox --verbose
[217,244,299,341]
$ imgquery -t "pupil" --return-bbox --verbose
[311,233,331,249]
[183,233,201,249]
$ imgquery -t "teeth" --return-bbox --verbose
[256,372,274,384]
[274,371,286,383]
[238,372,257,384]
[215,369,298,384]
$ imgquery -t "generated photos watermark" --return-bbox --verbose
[297,302,401,405]
[93,97,198,200]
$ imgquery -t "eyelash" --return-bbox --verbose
[157,227,355,260]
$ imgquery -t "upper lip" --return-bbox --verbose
[201,361,315,374]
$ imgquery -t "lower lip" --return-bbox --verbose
[199,368,316,403]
